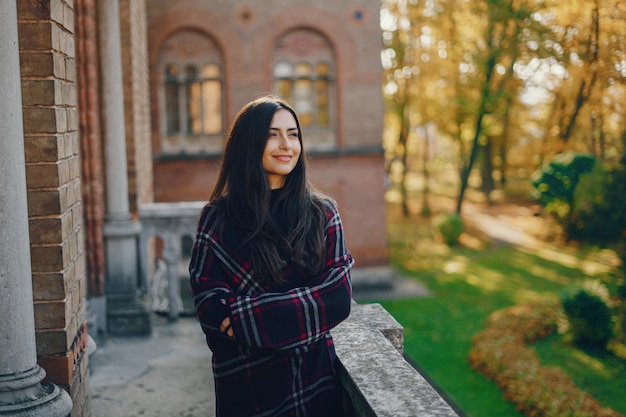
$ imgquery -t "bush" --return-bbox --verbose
[469,300,621,417]
[568,162,626,242]
[560,280,614,348]
[433,213,463,245]
[530,152,596,224]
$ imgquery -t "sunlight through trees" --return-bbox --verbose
[381,0,626,215]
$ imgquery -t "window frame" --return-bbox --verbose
[157,30,225,156]
[272,59,336,150]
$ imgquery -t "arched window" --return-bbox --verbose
[186,65,200,134]
[200,64,222,135]
[273,29,336,149]
[293,63,313,126]
[158,30,224,154]
[315,63,330,127]
[165,64,181,134]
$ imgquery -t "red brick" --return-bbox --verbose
[39,352,73,385]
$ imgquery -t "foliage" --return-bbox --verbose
[469,300,622,417]
[530,152,596,222]
[382,201,626,416]
[381,0,626,213]
[617,242,626,338]
[560,280,615,348]
[535,333,626,414]
[611,150,626,338]
[568,159,626,242]
[433,212,464,245]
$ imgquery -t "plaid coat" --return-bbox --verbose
[189,196,354,417]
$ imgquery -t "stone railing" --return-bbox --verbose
[138,201,205,321]
[138,202,460,416]
[333,303,460,417]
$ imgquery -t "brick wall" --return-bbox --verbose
[76,0,105,300]
[120,0,154,213]
[153,152,388,266]
[17,0,90,416]
[147,0,388,266]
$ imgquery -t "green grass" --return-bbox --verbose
[534,334,626,415]
[373,203,625,417]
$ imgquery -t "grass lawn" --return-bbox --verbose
[373,202,625,417]
[534,334,626,415]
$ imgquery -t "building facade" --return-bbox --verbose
[0,1,386,416]
[147,0,388,266]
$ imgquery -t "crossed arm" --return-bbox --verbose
[189,201,353,351]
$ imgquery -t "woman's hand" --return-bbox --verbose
[219,298,234,339]
[220,316,234,338]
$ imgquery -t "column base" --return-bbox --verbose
[107,303,152,337]
[0,366,72,417]
[103,216,152,336]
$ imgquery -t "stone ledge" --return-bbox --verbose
[332,303,459,417]
[139,201,206,219]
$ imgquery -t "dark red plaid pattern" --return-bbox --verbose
[189,198,353,416]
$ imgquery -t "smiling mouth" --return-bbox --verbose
[274,156,293,162]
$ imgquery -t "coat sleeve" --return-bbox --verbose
[228,199,354,351]
[188,204,232,334]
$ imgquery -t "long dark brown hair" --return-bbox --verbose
[209,95,327,286]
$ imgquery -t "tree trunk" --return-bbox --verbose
[399,111,410,217]
[560,0,599,143]
[456,49,497,214]
[421,125,431,217]
[480,139,495,202]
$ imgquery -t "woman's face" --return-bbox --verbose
[262,109,301,189]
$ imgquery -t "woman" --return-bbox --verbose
[189,95,354,416]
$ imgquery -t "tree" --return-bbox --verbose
[381,0,416,217]
[456,0,541,212]
[382,0,626,218]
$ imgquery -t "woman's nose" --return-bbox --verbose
[278,134,291,148]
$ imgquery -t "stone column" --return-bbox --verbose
[98,0,150,336]
[0,3,72,415]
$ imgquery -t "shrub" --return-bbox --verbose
[433,213,463,246]
[568,162,626,242]
[560,280,614,348]
[618,243,626,340]
[530,152,596,224]
[469,300,621,417]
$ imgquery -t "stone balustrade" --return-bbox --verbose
[333,303,459,417]
[138,202,460,416]
[139,201,205,321]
